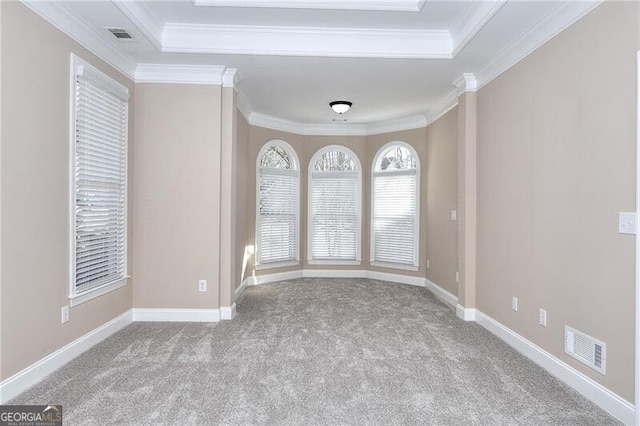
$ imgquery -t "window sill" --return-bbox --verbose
[369,261,419,272]
[255,260,300,271]
[307,260,362,266]
[69,277,129,308]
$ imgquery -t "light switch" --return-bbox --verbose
[619,212,637,235]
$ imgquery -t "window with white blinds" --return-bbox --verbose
[71,55,129,299]
[309,146,361,263]
[371,143,419,269]
[256,141,300,267]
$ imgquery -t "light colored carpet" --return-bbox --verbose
[11,278,620,425]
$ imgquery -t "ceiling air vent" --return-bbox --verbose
[105,28,133,40]
[565,326,606,374]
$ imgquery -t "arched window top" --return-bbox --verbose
[259,140,298,170]
[312,146,359,172]
[375,142,418,171]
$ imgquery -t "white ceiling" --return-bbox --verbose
[24,0,602,134]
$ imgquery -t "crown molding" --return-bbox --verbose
[247,111,428,136]
[222,68,238,87]
[111,1,164,51]
[425,90,459,125]
[366,114,428,135]
[450,1,505,57]
[192,0,426,12]
[163,24,452,59]
[236,91,253,122]
[475,0,604,89]
[454,73,478,93]
[19,0,137,79]
[249,113,309,135]
[135,64,227,84]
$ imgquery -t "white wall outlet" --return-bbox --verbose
[618,212,637,234]
[198,279,207,292]
[512,297,518,312]
[455,271,459,283]
[427,259,430,269]
[61,305,69,324]
[539,308,547,327]
[451,210,457,221]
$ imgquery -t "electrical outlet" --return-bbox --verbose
[451,210,457,221]
[61,305,69,324]
[512,297,518,312]
[455,271,459,283]
[198,279,207,292]
[619,212,637,234]
[427,259,430,269]
[539,309,547,327]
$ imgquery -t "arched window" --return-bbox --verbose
[308,146,362,264]
[256,140,300,268]
[371,142,420,270]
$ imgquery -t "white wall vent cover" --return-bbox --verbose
[565,326,606,374]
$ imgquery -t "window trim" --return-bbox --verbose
[307,145,362,264]
[370,141,420,270]
[69,54,130,307]
[254,139,301,269]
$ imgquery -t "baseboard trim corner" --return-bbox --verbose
[456,304,476,321]
[0,310,133,403]
[132,308,220,322]
[220,303,236,320]
[425,278,458,308]
[475,310,635,425]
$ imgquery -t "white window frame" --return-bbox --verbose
[307,145,362,265]
[370,141,420,271]
[69,54,130,307]
[255,140,301,270]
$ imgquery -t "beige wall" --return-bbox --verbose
[220,87,237,307]
[244,125,429,278]
[235,113,251,289]
[425,108,458,296]
[0,2,133,379]
[476,1,638,402]
[133,84,221,309]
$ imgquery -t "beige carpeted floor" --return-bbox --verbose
[11,278,620,425]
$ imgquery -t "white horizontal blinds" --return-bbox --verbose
[73,59,129,294]
[372,144,418,266]
[258,168,298,264]
[311,171,358,260]
[373,170,417,265]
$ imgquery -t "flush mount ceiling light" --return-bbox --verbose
[330,101,352,114]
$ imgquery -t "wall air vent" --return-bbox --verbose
[565,326,606,374]
[105,28,133,40]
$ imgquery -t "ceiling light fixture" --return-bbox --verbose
[330,100,352,114]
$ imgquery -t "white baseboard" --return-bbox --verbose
[456,304,477,321]
[220,304,236,320]
[235,279,250,300]
[132,308,220,322]
[303,269,364,279]
[246,268,429,289]
[250,269,304,285]
[366,270,427,288]
[0,310,133,403]
[475,310,635,425]
[425,278,458,308]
